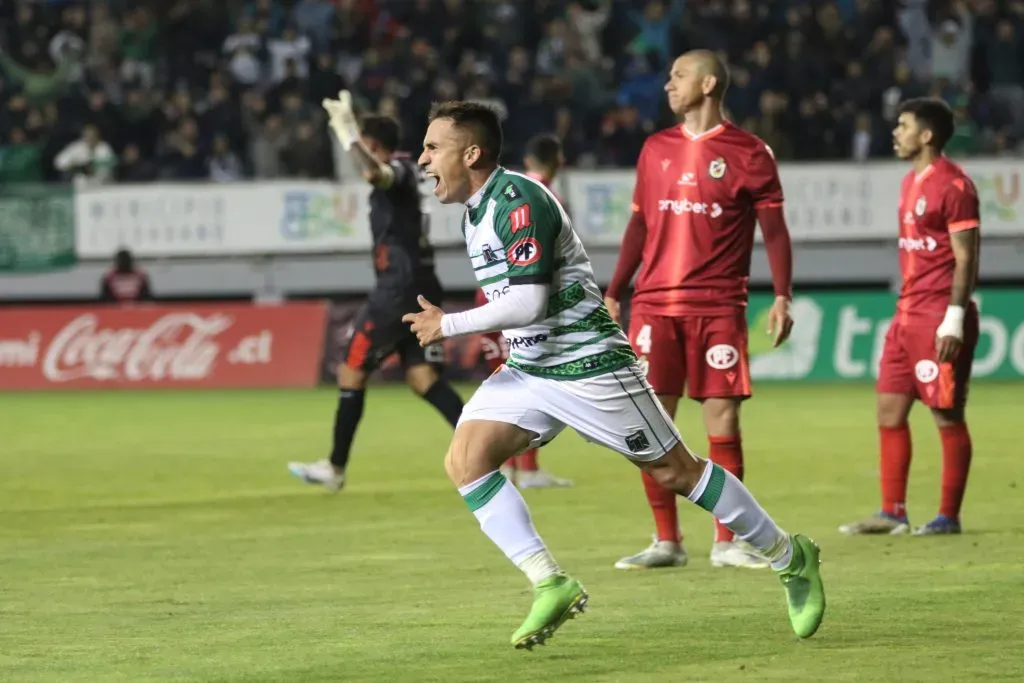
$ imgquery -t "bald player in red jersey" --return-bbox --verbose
[840,98,981,537]
[476,133,573,489]
[605,50,795,570]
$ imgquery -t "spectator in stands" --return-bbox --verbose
[54,123,116,187]
[101,249,153,304]
[0,0,1014,184]
[209,134,245,182]
[0,127,44,183]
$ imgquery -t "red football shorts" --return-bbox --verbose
[475,289,506,371]
[628,311,752,400]
[876,310,979,409]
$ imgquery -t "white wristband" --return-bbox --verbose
[936,305,965,340]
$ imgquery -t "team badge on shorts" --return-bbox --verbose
[915,359,939,383]
[705,344,739,369]
[915,197,927,216]
[708,157,727,179]
[625,430,650,454]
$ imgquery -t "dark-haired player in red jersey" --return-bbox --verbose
[605,50,795,570]
[840,98,980,537]
[476,133,573,489]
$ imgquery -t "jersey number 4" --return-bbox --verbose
[635,324,652,354]
[510,205,531,233]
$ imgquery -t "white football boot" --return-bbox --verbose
[709,540,770,569]
[287,459,345,492]
[614,536,688,570]
[515,469,574,489]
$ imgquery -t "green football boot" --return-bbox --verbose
[511,574,588,650]
[777,534,826,639]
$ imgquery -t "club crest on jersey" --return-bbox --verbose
[502,182,522,200]
[708,157,726,179]
[508,237,541,266]
[914,197,927,216]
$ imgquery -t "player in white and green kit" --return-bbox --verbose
[403,101,826,649]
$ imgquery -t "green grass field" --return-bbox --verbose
[1,382,1022,683]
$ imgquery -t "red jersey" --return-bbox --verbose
[629,121,783,316]
[895,157,980,325]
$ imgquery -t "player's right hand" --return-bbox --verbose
[604,296,621,325]
[322,90,360,151]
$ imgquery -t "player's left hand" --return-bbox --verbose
[766,295,794,348]
[402,295,445,347]
[936,335,962,363]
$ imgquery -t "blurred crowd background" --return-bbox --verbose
[1,0,1022,187]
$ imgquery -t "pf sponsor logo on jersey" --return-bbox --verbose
[915,359,939,383]
[708,157,726,179]
[706,344,739,369]
[658,198,723,217]
[898,236,937,252]
[509,204,531,233]
[508,237,542,266]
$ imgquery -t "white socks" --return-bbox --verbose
[459,471,561,584]
[687,460,793,570]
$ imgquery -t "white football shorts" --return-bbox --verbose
[458,362,682,462]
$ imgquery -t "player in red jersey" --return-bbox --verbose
[840,98,981,537]
[476,133,573,489]
[605,50,795,570]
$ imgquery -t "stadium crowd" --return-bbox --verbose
[0,0,1022,186]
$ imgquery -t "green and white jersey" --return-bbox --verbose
[464,167,636,380]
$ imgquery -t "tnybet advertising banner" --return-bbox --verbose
[319,289,1024,385]
[743,289,1024,381]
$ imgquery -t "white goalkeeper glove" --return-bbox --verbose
[322,90,360,151]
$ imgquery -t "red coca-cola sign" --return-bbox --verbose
[0,302,327,389]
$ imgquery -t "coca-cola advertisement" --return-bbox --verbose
[320,298,504,385]
[0,302,328,390]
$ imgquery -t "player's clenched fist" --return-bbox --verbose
[403,295,445,347]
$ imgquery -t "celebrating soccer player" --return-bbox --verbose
[604,51,795,570]
[475,133,573,489]
[288,91,465,492]
[840,98,980,536]
[404,100,824,648]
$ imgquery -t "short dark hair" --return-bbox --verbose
[360,115,401,151]
[525,133,562,167]
[898,97,955,151]
[428,101,503,164]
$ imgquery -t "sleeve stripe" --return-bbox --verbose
[508,274,550,285]
[948,219,980,232]
[755,201,784,209]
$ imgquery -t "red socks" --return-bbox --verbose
[708,435,744,542]
[641,470,680,543]
[515,449,538,472]
[939,423,972,520]
[879,425,912,518]
[640,435,744,544]
[503,449,540,473]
